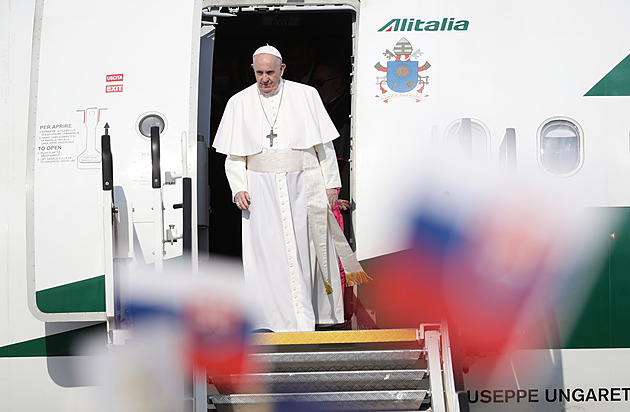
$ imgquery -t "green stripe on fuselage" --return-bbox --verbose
[36,275,106,313]
[561,207,630,348]
[0,323,106,357]
[585,54,630,96]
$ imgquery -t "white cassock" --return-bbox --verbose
[213,79,344,332]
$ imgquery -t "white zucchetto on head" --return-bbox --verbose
[253,44,283,60]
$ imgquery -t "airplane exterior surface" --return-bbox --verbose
[2,0,630,411]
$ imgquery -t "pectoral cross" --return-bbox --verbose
[266,128,277,147]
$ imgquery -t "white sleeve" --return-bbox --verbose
[225,155,248,201]
[315,142,341,189]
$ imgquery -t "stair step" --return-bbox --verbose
[212,369,428,393]
[251,329,419,346]
[251,349,425,372]
[209,390,428,411]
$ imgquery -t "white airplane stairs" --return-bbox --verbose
[207,324,465,412]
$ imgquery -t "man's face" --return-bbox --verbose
[286,47,313,78]
[252,54,286,95]
[313,66,341,104]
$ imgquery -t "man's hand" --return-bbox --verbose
[338,199,350,211]
[234,191,251,211]
[326,188,338,209]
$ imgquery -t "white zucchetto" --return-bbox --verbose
[253,44,282,60]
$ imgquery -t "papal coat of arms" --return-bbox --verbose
[374,37,431,102]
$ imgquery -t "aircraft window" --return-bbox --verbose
[445,118,490,160]
[137,112,167,139]
[538,118,583,176]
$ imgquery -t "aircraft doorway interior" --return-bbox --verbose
[205,7,355,257]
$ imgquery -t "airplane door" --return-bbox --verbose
[196,15,223,253]
[26,0,202,321]
[198,15,219,150]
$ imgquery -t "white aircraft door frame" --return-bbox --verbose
[202,0,360,252]
[202,0,359,12]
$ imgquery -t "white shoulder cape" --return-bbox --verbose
[212,80,339,156]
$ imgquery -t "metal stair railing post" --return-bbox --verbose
[441,322,464,412]
[150,126,165,271]
[101,126,118,338]
[424,327,446,412]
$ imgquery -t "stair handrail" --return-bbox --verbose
[441,322,465,412]
[421,323,466,412]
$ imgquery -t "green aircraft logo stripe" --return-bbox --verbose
[36,275,106,313]
[585,54,630,96]
[0,324,105,358]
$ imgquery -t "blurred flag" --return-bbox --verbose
[77,258,256,412]
[369,156,607,354]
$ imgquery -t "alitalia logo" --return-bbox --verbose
[379,17,469,32]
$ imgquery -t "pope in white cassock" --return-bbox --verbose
[212,45,346,332]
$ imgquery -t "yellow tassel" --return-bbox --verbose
[345,270,373,287]
[324,279,334,295]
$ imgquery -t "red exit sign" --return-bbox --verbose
[106,74,124,82]
[106,84,123,93]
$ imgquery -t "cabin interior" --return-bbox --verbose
[200,6,355,258]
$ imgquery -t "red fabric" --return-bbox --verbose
[332,189,345,294]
